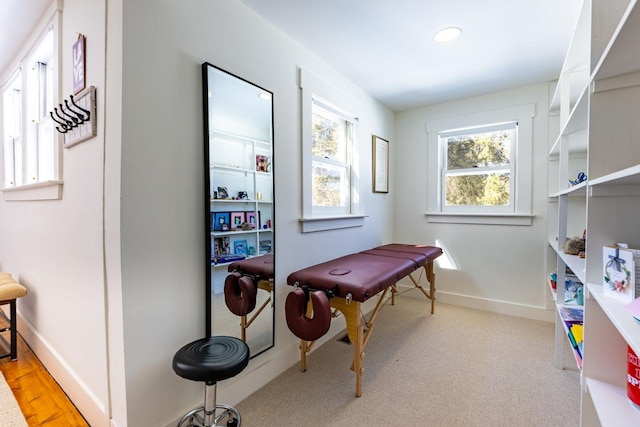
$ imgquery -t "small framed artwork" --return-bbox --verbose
[212,212,230,231]
[245,211,257,229]
[234,239,248,255]
[217,187,229,199]
[372,135,389,193]
[256,155,269,172]
[72,34,86,95]
[230,212,244,229]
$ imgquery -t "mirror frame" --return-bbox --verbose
[202,62,275,357]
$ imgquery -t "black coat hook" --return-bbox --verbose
[54,106,75,128]
[69,95,91,120]
[50,111,69,133]
[59,103,80,125]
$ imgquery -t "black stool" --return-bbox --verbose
[173,336,250,427]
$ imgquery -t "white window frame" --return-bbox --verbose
[1,3,62,201]
[440,121,516,214]
[299,68,364,232]
[426,104,535,225]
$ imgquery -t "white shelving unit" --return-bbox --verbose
[209,130,273,293]
[548,0,640,424]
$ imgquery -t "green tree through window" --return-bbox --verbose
[443,124,514,207]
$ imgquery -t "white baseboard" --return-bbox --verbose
[14,312,110,427]
[431,290,555,322]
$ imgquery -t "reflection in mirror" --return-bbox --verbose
[203,63,274,358]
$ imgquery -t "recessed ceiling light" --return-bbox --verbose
[434,27,462,43]
[258,92,272,101]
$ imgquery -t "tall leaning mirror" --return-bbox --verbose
[203,62,275,358]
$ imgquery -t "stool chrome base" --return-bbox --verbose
[177,404,241,427]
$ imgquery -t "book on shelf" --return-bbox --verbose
[212,254,245,264]
[559,306,583,324]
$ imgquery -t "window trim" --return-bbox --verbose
[299,68,363,232]
[426,104,536,225]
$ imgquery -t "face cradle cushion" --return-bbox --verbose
[285,288,331,342]
[224,273,257,316]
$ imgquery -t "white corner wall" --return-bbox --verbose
[394,84,553,321]
[0,0,112,426]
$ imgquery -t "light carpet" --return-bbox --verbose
[0,370,27,427]
[237,291,581,426]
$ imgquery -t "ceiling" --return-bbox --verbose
[1,0,583,111]
[239,0,583,111]
[0,0,51,77]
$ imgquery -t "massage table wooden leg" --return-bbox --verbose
[239,279,273,342]
[407,262,437,314]
[328,297,364,397]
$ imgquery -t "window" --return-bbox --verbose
[2,10,61,200]
[311,97,355,215]
[426,104,535,225]
[2,72,22,187]
[441,122,516,213]
[299,69,363,232]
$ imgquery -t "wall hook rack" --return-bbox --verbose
[50,86,97,148]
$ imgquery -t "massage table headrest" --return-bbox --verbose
[224,272,257,316]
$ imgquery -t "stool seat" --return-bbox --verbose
[0,273,27,361]
[0,274,27,302]
[173,336,249,384]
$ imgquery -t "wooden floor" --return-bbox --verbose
[0,331,89,427]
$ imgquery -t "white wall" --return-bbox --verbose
[118,1,395,426]
[394,84,553,320]
[0,0,111,425]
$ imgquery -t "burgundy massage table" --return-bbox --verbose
[285,244,442,397]
[224,254,274,341]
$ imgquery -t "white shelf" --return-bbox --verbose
[550,241,586,285]
[589,163,640,186]
[588,283,640,356]
[592,0,640,81]
[552,181,588,197]
[586,378,640,427]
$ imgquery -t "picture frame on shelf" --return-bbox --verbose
[256,155,269,172]
[245,211,257,229]
[603,246,637,303]
[217,186,229,199]
[213,237,230,256]
[259,239,272,254]
[234,239,248,256]
[230,212,244,230]
[212,212,230,231]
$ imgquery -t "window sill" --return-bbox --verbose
[425,212,534,226]
[2,180,63,201]
[299,214,367,233]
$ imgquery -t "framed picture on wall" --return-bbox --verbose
[372,135,389,193]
